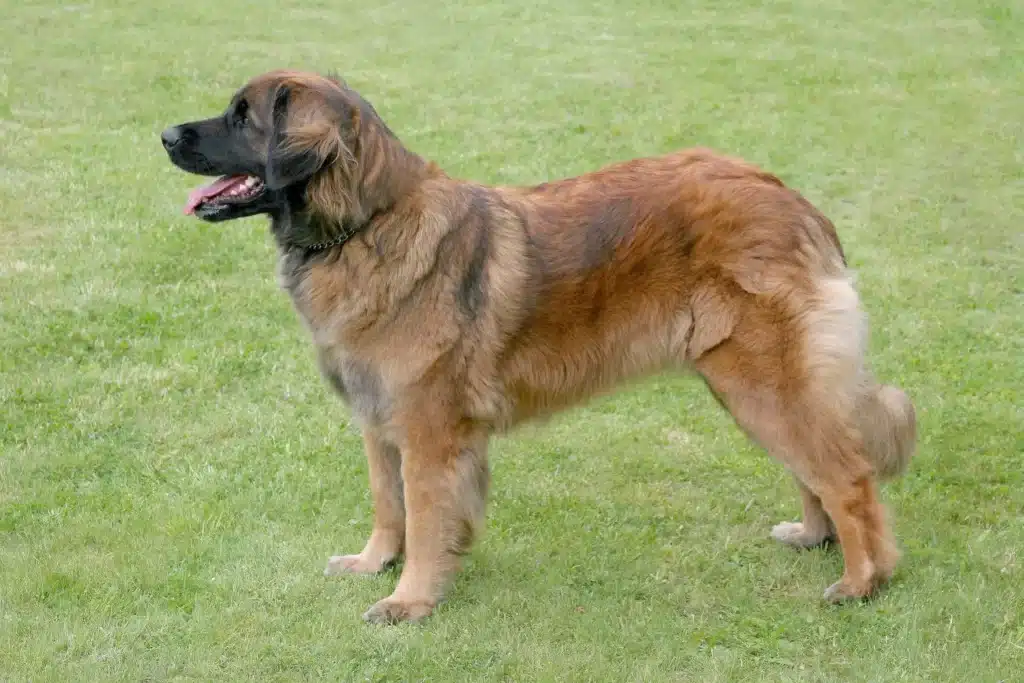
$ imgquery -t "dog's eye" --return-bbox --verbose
[233,100,249,128]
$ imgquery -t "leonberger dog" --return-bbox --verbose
[161,70,916,624]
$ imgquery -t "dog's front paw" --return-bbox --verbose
[770,521,833,549]
[362,596,436,625]
[324,553,394,576]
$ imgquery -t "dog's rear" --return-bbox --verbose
[858,383,916,480]
[796,277,917,484]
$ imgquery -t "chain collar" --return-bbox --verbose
[302,223,360,254]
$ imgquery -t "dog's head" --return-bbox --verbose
[161,70,385,224]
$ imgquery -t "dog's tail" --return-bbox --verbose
[856,382,917,480]
[798,276,917,481]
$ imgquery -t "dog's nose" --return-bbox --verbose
[161,127,182,150]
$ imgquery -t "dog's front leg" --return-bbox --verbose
[325,428,405,575]
[362,421,490,624]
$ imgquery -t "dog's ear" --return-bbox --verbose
[265,84,346,190]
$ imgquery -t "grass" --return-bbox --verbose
[1,0,1021,680]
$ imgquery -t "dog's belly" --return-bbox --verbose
[500,301,695,425]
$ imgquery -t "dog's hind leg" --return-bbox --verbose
[693,278,899,600]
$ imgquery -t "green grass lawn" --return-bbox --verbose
[2,0,1022,680]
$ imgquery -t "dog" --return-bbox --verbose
[161,70,916,624]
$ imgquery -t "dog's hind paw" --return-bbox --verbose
[362,596,435,625]
[823,577,874,603]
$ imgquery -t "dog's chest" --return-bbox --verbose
[317,350,390,426]
[276,252,391,425]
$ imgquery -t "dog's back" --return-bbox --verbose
[495,149,852,416]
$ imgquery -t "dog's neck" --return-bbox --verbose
[271,126,436,256]
[301,221,362,254]
[270,206,365,255]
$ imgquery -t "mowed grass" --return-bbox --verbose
[1,0,1022,680]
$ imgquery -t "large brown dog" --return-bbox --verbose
[161,70,916,624]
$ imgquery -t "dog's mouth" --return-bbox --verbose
[184,175,266,216]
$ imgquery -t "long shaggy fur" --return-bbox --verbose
[169,70,917,623]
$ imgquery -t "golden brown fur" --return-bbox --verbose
[178,71,917,623]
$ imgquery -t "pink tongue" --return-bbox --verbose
[184,175,248,215]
